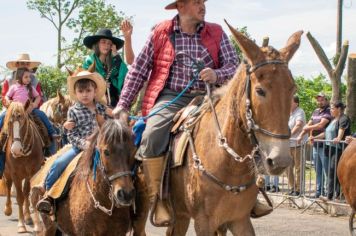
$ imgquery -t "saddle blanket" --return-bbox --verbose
[31,144,82,199]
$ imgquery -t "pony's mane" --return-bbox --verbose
[2,102,26,134]
[74,120,133,180]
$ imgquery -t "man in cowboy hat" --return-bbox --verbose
[2,53,44,109]
[37,68,109,214]
[113,0,272,226]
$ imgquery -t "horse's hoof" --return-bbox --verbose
[4,207,12,216]
[18,225,27,233]
[25,218,33,225]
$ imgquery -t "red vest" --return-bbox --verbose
[141,20,223,116]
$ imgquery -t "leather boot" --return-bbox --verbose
[250,199,273,218]
[142,156,172,226]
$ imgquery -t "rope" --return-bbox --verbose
[93,149,100,181]
[129,51,205,121]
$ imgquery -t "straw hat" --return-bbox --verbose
[165,0,182,10]
[83,28,124,50]
[67,71,107,102]
[6,53,41,71]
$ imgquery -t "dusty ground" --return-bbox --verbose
[0,196,350,236]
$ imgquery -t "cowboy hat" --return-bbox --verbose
[83,28,124,50]
[6,53,41,71]
[165,0,180,10]
[67,71,107,102]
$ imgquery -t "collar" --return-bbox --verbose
[173,15,205,34]
[74,101,102,111]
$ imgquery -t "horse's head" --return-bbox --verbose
[50,90,72,125]
[95,120,136,207]
[4,101,31,157]
[226,21,302,175]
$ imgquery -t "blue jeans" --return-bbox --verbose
[32,109,56,136]
[313,145,329,196]
[45,146,80,190]
[0,111,6,129]
[0,151,5,175]
[265,175,279,187]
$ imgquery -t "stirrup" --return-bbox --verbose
[149,196,174,227]
[36,197,54,215]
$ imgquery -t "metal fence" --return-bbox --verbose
[263,139,350,214]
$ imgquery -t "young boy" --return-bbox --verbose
[36,69,110,214]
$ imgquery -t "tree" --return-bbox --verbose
[306,32,348,103]
[64,0,127,67]
[27,0,89,68]
[36,65,68,99]
[27,0,126,68]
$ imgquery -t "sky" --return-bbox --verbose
[0,0,356,79]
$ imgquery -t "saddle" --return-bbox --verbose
[31,145,82,200]
[30,114,51,148]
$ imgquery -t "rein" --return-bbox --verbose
[87,149,134,216]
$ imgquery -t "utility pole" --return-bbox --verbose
[336,0,343,56]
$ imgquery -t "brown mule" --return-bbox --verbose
[165,22,303,236]
[2,101,45,233]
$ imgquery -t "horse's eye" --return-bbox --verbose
[104,149,110,157]
[256,88,266,97]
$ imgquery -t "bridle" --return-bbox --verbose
[183,58,292,194]
[86,148,134,216]
[243,59,291,147]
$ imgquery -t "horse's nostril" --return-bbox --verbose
[117,189,135,202]
[266,158,274,167]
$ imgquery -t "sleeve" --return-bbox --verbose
[35,83,43,107]
[1,80,9,105]
[31,86,40,98]
[295,109,306,124]
[83,55,93,70]
[321,109,332,121]
[215,32,239,85]
[338,115,350,130]
[6,85,15,99]
[66,108,86,149]
[117,31,155,110]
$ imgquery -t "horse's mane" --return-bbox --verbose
[2,102,27,134]
[73,119,133,180]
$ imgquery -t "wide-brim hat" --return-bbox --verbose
[165,0,180,10]
[83,28,124,50]
[6,53,41,71]
[67,71,107,102]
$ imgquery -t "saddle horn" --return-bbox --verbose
[88,61,96,73]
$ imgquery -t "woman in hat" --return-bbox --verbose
[82,20,134,108]
[2,53,45,109]
[36,69,111,214]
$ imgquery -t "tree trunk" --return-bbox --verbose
[331,74,341,102]
[346,53,356,123]
[57,25,62,68]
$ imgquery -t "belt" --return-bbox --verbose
[189,89,206,94]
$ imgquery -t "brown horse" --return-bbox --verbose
[40,90,72,126]
[31,119,148,235]
[167,23,302,235]
[2,101,45,233]
[40,90,73,149]
[337,139,356,235]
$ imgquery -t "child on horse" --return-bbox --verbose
[36,67,111,214]
[0,67,58,178]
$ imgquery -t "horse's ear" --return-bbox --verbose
[279,30,303,63]
[57,89,65,103]
[65,66,74,76]
[224,19,264,65]
[24,99,31,111]
[88,61,96,73]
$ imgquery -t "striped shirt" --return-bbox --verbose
[67,102,108,149]
[118,15,238,110]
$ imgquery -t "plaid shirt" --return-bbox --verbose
[118,15,239,110]
[67,102,108,149]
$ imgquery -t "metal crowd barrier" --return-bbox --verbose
[263,139,349,214]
